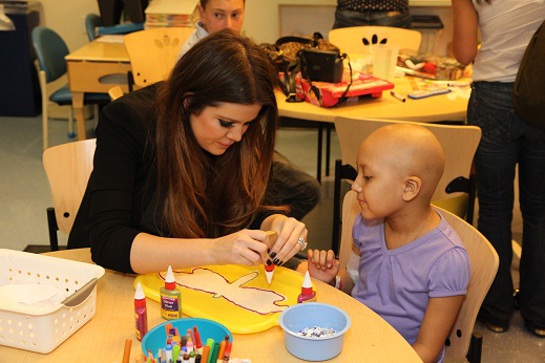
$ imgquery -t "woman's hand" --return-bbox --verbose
[262,214,308,266]
[214,229,272,266]
[307,249,339,284]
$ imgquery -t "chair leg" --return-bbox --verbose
[46,207,60,251]
[332,159,342,254]
[93,104,99,128]
[39,72,49,151]
[466,332,482,363]
[68,106,75,139]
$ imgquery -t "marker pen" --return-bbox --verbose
[134,282,148,341]
[201,345,210,363]
[222,341,232,363]
[160,265,182,320]
[390,91,406,103]
[217,340,226,362]
[165,344,173,363]
[193,326,203,353]
[209,342,221,363]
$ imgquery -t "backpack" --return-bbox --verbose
[513,19,545,128]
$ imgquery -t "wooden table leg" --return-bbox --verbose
[72,92,87,140]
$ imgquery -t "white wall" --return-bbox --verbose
[35,0,99,52]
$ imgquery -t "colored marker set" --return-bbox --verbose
[144,323,232,363]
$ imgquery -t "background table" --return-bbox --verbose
[65,40,469,180]
[65,40,130,140]
[1,248,422,362]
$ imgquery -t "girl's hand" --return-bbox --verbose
[266,215,308,266]
[307,249,339,283]
[214,229,271,266]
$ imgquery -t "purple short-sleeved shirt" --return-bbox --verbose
[351,209,470,363]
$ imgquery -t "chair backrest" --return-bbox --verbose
[31,26,70,83]
[85,13,102,41]
[43,139,96,234]
[339,190,499,361]
[123,27,194,88]
[328,26,422,55]
[439,206,499,361]
[334,117,481,217]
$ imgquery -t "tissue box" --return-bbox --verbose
[0,249,105,353]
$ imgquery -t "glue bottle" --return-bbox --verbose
[161,265,182,319]
[134,281,148,341]
[297,270,317,303]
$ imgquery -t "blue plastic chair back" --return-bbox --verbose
[31,26,69,83]
[85,14,102,41]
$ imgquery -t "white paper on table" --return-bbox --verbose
[95,34,125,44]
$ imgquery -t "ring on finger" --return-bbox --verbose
[297,237,308,250]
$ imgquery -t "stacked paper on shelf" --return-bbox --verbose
[145,0,199,28]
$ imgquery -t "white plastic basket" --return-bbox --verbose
[0,249,105,353]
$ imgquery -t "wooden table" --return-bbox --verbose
[1,249,422,362]
[65,40,131,140]
[276,78,470,179]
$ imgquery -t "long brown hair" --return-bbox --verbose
[153,29,279,238]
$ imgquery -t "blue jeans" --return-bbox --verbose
[333,8,412,29]
[469,81,545,328]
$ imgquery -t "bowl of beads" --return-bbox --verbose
[278,302,351,361]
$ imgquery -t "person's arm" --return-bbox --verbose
[412,246,470,362]
[130,229,272,274]
[451,0,480,65]
[412,295,465,363]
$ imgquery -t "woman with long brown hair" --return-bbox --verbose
[69,30,308,274]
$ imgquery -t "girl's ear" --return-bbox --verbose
[402,176,421,202]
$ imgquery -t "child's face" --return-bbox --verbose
[351,141,407,220]
[199,0,245,35]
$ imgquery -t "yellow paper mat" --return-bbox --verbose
[135,264,308,334]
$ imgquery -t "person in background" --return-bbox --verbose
[301,124,469,363]
[333,0,412,29]
[68,30,309,275]
[452,0,545,337]
[180,0,321,223]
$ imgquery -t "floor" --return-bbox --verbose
[1,112,544,362]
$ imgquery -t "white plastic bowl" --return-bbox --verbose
[278,302,351,361]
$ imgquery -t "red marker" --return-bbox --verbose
[193,326,203,350]
[222,341,232,362]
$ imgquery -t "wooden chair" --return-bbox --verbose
[328,26,422,55]
[331,117,481,252]
[123,27,194,90]
[108,85,124,101]
[43,139,96,251]
[339,190,499,363]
